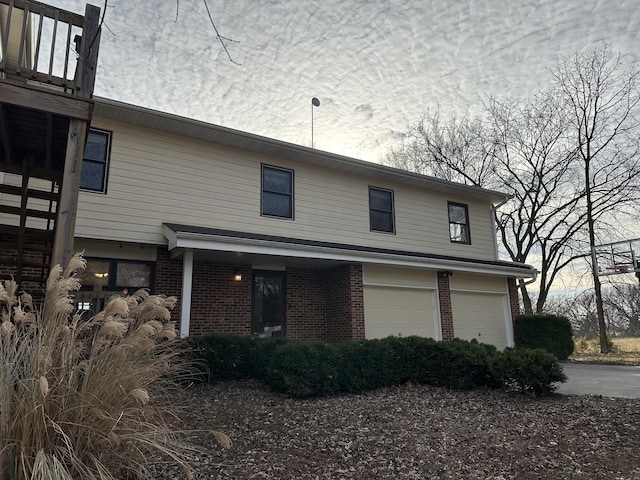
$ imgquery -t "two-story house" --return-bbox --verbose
[0,1,535,348]
[56,97,535,348]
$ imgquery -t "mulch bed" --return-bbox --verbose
[152,380,640,479]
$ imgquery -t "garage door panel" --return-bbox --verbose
[451,292,508,348]
[364,286,435,339]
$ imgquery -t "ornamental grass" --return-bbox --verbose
[0,254,219,479]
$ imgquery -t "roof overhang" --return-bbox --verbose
[93,97,509,203]
[163,224,536,279]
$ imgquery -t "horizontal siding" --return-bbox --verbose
[74,117,499,261]
[450,273,508,293]
[363,264,436,288]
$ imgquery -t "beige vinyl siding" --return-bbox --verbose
[75,118,498,261]
[75,239,157,261]
[449,274,511,348]
[363,265,438,340]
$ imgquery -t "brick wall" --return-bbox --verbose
[0,231,51,296]
[325,264,365,343]
[286,268,327,342]
[507,277,520,323]
[189,263,252,336]
[154,247,184,325]
[154,252,366,342]
[437,271,454,340]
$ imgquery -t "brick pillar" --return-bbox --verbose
[349,264,365,341]
[154,247,184,325]
[325,264,364,343]
[437,271,454,340]
[286,268,327,342]
[507,277,520,322]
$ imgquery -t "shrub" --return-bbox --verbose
[440,339,503,389]
[496,348,567,396]
[515,313,574,359]
[381,335,443,385]
[266,342,340,397]
[337,339,402,393]
[188,334,288,383]
[0,254,216,479]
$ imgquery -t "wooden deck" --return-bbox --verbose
[0,0,101,292]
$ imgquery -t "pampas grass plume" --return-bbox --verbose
[130,388,150,406]
[1,320,14,337]
[39,376,49,397]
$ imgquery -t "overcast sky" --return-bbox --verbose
[51,0,640,162]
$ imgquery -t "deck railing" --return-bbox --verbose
[0,0,100,96]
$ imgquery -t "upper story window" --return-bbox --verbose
[81,128,111,193]
[448,202,471,244]
[261,164,294,219]
[369,186,395,233]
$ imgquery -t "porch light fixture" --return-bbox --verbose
[94,272,109,279]
[234,269,242,281]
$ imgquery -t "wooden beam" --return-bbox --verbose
[0,81,92,119]
[0,103,11,162]
[77,4,101,97]
[51,118,86,269]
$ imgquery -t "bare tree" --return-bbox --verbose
[386,93,583,314]
[552,43,640,352]
[385,45,640,328]
[604,283,640,336]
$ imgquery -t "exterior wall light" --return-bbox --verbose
[234,269,242,281]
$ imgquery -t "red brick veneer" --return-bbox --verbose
[437,271,454,340]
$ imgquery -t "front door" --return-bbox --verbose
[252,270,286,337]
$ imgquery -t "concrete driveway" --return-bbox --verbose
[556,362,640,398]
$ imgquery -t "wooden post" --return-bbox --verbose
[77,4,100,97]
[50,3,100,270]
[51,118,86,269]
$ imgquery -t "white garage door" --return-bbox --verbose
[364,285,436,339]
[451,292,509,348]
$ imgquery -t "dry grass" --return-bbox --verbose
[0,254,207,479]
[570,336,640,365]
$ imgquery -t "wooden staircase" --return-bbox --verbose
[0,163,60,292]
[0,0,101,295]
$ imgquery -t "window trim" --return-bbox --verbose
[448,201,471,244]
[261,164,294,220]
[368,186,396,234]
[80,128,112,194]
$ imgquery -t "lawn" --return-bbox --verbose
[571,336,640,365]
[150,380,640,479]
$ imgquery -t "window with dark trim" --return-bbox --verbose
[261,164,294,219]
[78,258,154,294]
[369,186,395,233]
[448,202,471,244]
[81,128,112,193]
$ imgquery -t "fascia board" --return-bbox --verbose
[170,230,535,279]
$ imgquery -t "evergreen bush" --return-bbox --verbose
[496,348,567,395]
[188,334,288,383]
[440,339,503,389]
[337,339,402,393]
[514,313,574,359]
[266,342,341,397]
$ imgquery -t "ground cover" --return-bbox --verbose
[571,337,640,365]
[151,380,640,479]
